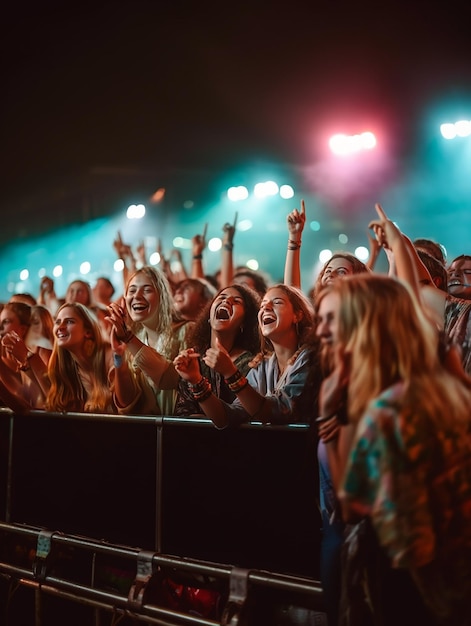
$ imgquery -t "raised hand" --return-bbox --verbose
[368,203,403,250]
[222,212,237,248]
[286,199,306,241]
[192,223,208,256]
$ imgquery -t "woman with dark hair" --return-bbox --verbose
[174,284,261,416]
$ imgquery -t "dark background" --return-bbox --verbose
[2,1,471,295]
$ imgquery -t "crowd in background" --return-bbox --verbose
[0,201,470,626]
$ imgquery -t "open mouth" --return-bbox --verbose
[216,306,231,320]
[262,315,276,325]
[132,303,148,312]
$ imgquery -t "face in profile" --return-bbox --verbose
[0,306,29,339]
[316,291,341,348]
[54,306,90,353]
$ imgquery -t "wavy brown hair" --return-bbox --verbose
[46,302,112,413]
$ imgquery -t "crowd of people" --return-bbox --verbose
[1,201,470,625]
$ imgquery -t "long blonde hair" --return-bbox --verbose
[46,303,112,413]
[334,274,471,426]
[125,266,175,358]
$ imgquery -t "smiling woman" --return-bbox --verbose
[174,283,322,428]
[174,284,261,416]
[105,265,187,415]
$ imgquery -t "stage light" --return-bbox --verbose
[329,131,377,155]
[126,204,146,219]
[319,249,332,263]
[247,259,259,271]
[253,181,279,198]
[227,186,249,201]
[355,246,369,261]
[208,238,222,252]
[440,120,471,139]
[279,184,295,199]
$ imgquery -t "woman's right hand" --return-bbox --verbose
[286,199,306,241]
[173,348,201,382]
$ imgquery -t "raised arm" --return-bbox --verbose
[284,200,306,288]
[191,224,207,279]
[219,214,237,288]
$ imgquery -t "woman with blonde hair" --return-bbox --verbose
[106,265,185,415]
[318,273,471,625]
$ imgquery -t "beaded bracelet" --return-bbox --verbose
[189,376,212,402]
[194,387,212,403]
[287,239,302,250]
[228,376,249,393]
[223,243,234,251]
[224,369,242,385]
[193,254,203,260]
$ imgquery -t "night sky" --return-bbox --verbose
[2,1,471,252]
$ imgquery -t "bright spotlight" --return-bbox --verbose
[355,246,369,261]
[208,238,222,252]
[126,204,146,219]
[319,249,332,263]
[20,269,29,281]
[246,259,259,271]
[227,186,249,201]
[149,252,160,265]
[440,120,471,139]
[114,259,125,272]
[80,261,91,275]
[279,185,295,199]
[329,131,377,155]
[53,265,63,278]
[253,181,279,198]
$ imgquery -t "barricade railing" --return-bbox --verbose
[0,521,325,625]
[0,408,324,624]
